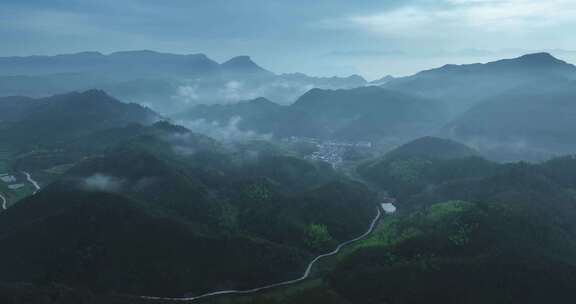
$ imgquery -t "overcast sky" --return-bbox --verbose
[1,0,575,79]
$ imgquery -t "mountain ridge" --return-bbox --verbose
[383,52,576,116]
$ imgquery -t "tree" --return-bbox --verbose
[304,224,332,250]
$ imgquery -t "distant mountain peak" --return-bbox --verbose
[386,136,478,160]
[519,52,557,60]
[246,97,282,108]
[490,52,574,70]
[222,56,257,67]
[247,97,274,104]
[82,88,108,95]
[513,52,573,66]
[46,90,121,107]
[225,55,252,62]
[417,52,574,76]
[79,89,114,100]
[370,75,395,85]
[346,74,367,82]
[221,56,273,75]
[111,50,163,56]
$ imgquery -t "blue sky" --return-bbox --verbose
[1,0,575,78]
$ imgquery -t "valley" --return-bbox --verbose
[1,49,576,304]
[4,0,576,302]
[142,205,384,302]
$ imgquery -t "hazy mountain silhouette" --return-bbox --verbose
[384,53,576,116]
[221,56,274,76]
[178,86,448,141]
[444,77,576,161]
[0,50,219,78]
[0,51,369,112]
[0,90,160,147]
[385,136,479,160]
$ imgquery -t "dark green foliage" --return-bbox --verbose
[177,97,282,132]
[244,155,336,193]
[385,136,479,160]
[332,144,576,303]
[359,155,497,203]
[359,137,500,203]
[328,201,576,304]
[0,283,96,304]
[0,190,306,297]
[304,224,332,250]
[0,122,377,298]
[0,90,160,150]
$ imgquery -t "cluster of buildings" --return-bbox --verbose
[309,143,346,167]
[287,136,373,168]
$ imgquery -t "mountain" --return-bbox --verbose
[358,137,491,201]
[385,136,479,160]
[0,186,307,298]
[384,53,576,116]
[178,97,282,124]
[179,86,448,142]
[0,51,369,113]
[0,90,161,148]
[279,73,367,88]
[369,75,395,85]
[329,154,576,304]
[328,199,576,304]
[221,56,274,76]
[287,86,448,140]
[172,153,576,304]
[443,78,576,161]
[0,96,35,122]
[0,50,220,78]
[0,121,378,298]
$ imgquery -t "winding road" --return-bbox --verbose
[0,193,6,210]
[22,171,40,194]
[141,206,383,302]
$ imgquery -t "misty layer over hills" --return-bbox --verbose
[0,51,366,114]
[3,52,576,161]
[384,53,576,116]
[3,49,576,304]
[169,52,576,162]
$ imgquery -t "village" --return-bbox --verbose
[286,137,374,168]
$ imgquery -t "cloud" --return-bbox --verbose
[325,49,406,57]
[173,84,200,104]
[219,80,248,101]
[160,131,204,156]
[217,79,317,104]
[249,79,316,104]
[346,0,576,36]
[179,116,272,142]
[2,0,576,78]
[81,173,124,193]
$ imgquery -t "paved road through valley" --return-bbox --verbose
[0,193,6,210]
[142,206,383,302]
[22,171,40,194]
